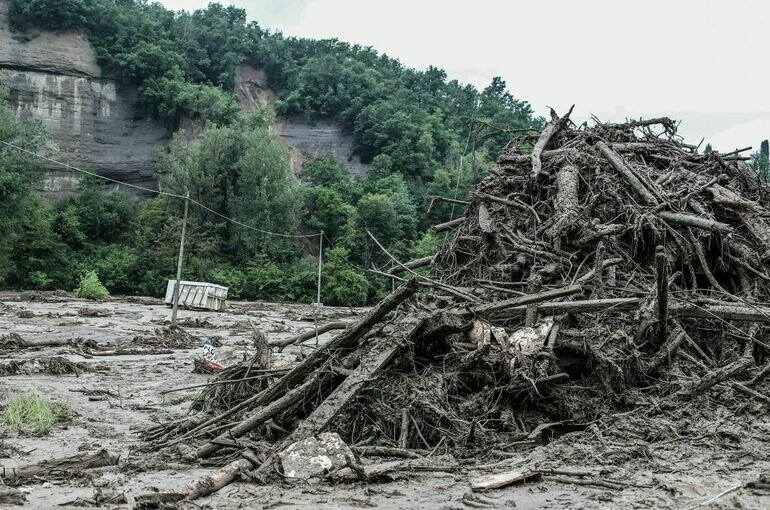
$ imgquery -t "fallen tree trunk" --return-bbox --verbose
[253,278,417,409]
[597,141,658,205]
[646,327,688,374]
[431,217,465,233]
[548,163,580,239]
[196,368,331,458]
[681,354,754,396]
[2,449,117,485]
[496,298,642,318]
[387,255,435,275]
[462,285,583,318]
[669,302,770,321]
[141,457,253,503]
[180,457,253,499]
[288,320,418,441]
[197,279,417,459]
[270,321,348,351]
[657,211,732,234]
[1,336,74,349]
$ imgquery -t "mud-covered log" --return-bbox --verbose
[596,141,658,205]
[531,106,574,180]
[657,211,732,234]
[463,285,583,318]
[548,163,580,239]
[270,321,348,351]
[706,184,759,210]
[431,217,465,233]
[287,328,413,441]
[494,297,642,318]
[161,457,253,502]
[2,449,117,484]
[197,369,330,458]
[0,488,25,505]
[681,355,754,396]
[646,327,687,374]
[196,278,419,460]
[387,255,435,275]
[669,303,770,321]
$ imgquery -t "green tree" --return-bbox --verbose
[321,247,368,307]
[750,151,770,181]
[0,82,71,289]
[9,0,87,31]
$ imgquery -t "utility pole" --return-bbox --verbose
[171,190,190,327]
[316,232,323,306]
[314,232,323,346]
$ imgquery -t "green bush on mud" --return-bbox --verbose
[75,270,109,300]
[1,390,73,435]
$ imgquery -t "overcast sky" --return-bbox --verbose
[159,0,770,152]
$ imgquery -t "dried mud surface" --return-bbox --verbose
[0,293,767,509]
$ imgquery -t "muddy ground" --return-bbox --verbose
[0,292,768,509]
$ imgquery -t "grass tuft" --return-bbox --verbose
[1,390,73,435]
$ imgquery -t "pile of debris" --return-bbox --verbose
[132,326,204,349]
[0,356,92,377]
[142,111,770,500]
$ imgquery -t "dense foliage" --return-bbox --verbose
[3,0,544,305]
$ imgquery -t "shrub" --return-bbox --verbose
[27,271,53,290]
[82,244,137,294]
[1,390,73,435]
[75,270,109,300]
[245,260,289,301]
[321,247,368,307]
[209,265,246,299]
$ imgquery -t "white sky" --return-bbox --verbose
[159,0,770,152]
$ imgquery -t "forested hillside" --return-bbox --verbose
[2,0,543,305]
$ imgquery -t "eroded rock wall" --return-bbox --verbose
[235,64,368,177]
[0,0,168,199]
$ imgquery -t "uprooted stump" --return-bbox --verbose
[142,112,770,498]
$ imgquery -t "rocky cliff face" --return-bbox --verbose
[276,119,368,177]
[0,0,365,200]
[0,0,169,199]
[234,64,368,177]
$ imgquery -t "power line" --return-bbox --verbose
[0,139,321,239]
[0,139,185,199]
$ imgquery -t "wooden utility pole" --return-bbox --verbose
[171,191,190,327]
[314,232,323,346]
